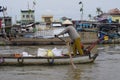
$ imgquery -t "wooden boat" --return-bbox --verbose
[0,36,100,66]
[0,53,98,66]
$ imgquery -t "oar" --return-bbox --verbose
[57,36,66,42]
[66,41,77,69]
[56,36,77,69]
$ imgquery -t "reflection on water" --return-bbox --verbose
[67,68,83,80]
[0,44,120,80]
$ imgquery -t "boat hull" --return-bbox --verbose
[0,53,98,66]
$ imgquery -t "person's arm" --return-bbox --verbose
[57,28,68,36]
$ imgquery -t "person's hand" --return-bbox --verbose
[54,35,58,37]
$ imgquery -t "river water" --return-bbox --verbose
[0,44,120,80]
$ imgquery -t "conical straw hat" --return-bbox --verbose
[62,20,73,25]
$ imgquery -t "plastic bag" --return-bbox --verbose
[52,47,62,56]
[47,50,54,57]
[22,52,32,57]
[37,48,47,57]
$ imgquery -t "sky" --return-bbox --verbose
[0,0,120,23]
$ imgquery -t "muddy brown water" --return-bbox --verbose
[0,44,120,80]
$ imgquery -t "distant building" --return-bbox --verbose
[95,8,120,23]
[0,16,12,35]
[0,16,12,27]
[41,15,53,26]
[108,8,120,23]
[21,10,35,25]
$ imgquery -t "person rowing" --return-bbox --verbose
[54,20,85,56]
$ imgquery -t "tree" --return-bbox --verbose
[96,8,103,15]
[79,1,83,20]
[88,14,92,20]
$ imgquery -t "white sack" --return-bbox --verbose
[22,52,29,57]
[52,47,62,56]
[37,48,47,57]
